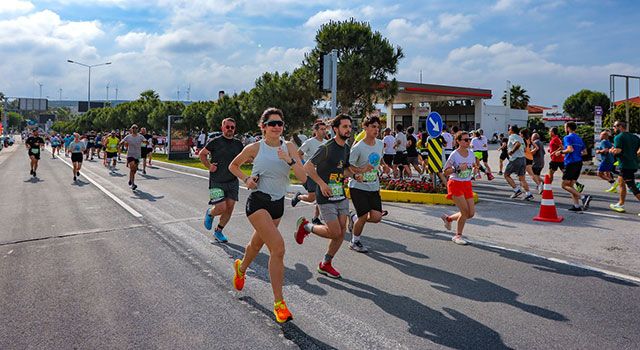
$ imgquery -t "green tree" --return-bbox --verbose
[302,19,404,116]
[53,107,73,121]
[182,101,214,131]
[501,85,530,109]
[604,102,640,133]
[7,111,24,128]
[563,89,610,122]
[148,101,185,132]
[207,94,243,132]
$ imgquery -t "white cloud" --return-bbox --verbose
[303,9,358,28]
[386,13,474,44]
[0,0,34,15]
[492,0,526,12]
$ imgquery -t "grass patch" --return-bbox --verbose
[152,153,300,183]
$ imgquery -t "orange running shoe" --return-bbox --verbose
[233,259,245,291]
[273,300,293,323]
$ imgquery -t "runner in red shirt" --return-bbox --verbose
[547,127,564,184]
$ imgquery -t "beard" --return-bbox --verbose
[338,132,350,140]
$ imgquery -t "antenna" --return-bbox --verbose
[186,83,191,101]
[177,86,180,101]
[59,88,63,100]
[115,84,118,100]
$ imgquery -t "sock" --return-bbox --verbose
[351,213,358,224]
[323,254,333,264]
[304,222,313,233]
[215,224,224,232]
[514,186,521,192]
[352,235,360,243]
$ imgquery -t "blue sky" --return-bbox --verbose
[1,0,639,107]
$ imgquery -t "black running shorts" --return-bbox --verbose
[245,191,285,220]
[349,187,382,218]
[562,161,582,181]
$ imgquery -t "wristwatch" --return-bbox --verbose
[287,158,296,166]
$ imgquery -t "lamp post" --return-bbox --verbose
[67,59,111,111]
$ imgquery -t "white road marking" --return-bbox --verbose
[480,197,528,206]
[54,153,143,218]
[7,250,13,255]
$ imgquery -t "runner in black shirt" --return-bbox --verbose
[199,118,244,243]
[25,130,45,177]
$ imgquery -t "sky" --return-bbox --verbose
[1,0,639,107]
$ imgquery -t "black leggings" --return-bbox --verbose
[621,169,640,195]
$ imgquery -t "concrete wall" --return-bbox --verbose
[479,104,528,136]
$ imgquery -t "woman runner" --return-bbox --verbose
[228,108,306,323]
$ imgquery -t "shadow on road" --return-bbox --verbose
[139,173,161,180]
[108,171,126,177]
[72,179,90,187]
[353,235,429,260]
[318,277,513,350]
[222,242,327,296]
[24,177,44,183]
[239,296,338,350]
[367,251,568,321]
[131,190,165,202]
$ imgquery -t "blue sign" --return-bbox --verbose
[27,119,37,126]
[426,112,443,138]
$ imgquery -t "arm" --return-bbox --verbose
[285,142,307,183]
[229,143,258,189]
[304,158,332,198]
[531,141,539,154]
[507,141,521,156]
[199,147,216,172]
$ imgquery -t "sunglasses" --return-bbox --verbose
[264,120,284,127]
[225,125,236,130]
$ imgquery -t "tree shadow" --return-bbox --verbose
[238,296,338,350]
[108,171,126,177]
[367,251,567,321]
[318,277,513,350]
[222,242,327,296]
[131,190,165,202]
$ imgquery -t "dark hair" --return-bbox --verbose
[396,123,404,132]
[614,120,627,129]
[509,125,519,133]
[362,116,381,127]
[331,114,352,129]
[452,125,459,133]
[565,121,577,131]
[550,127,558,135]
[260,108,283,125]
[456,131,469,141]
[407,126,415,134]
[312,121,325,130]
[474,130,481,137]
[519,128,530,139]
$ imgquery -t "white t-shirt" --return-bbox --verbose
[395,132,407,152]
[299,137,324,162]
[383,135,396,155]
[444,149,476,181]
[197,133,206,145]
[471,136,488,151]
[442,132,454,150]
[297,134,308,143]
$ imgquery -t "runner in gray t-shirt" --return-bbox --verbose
[504,125,533,200]
[119,124,145,191]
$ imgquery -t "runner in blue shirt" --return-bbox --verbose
[595,131,617,193]
[551,122,592,211]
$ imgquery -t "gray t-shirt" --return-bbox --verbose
[507,134,525,160]
[395,132,407,152]
[122,134,145,159]
[68,141,86,154]
[532,139,545,168]
[299,137,324,162]
[348,139,384,192]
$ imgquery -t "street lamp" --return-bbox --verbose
[67,59,111,111]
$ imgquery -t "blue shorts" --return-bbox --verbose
[598,161,614,173]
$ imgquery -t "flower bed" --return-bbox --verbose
[379,178,447,194]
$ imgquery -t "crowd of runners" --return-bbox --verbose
[18,107,640,324]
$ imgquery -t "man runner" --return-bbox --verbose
[291,121,327,225]
[504,125,534,201]
[139,127,153,175]
[86,131,96,160]
[25,129,45,177]
[347,116,385,253]
[68,133,87,182]
[199,118,244,243]
[120,125,145,191]
[50,133,62,158]
[608,121,640,214]
[551,122,592,212]
[295,114,360,279]
[104,131,120,171]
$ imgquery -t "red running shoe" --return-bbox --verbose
[294,217,309,245]
[318,261,341,279]
[233,259,245,291]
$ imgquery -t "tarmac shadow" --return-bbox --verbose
[222,242,327,296]
[131,189,165,202]
[108,171,126,177]
[72,179,90,187]
[318,277,513,350]
[238,296,338,350]
[355,235,429,259]
[139,173,160,180]
[24,177,44,183]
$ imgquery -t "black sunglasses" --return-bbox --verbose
[264,120,284,127]
[225,125,236,130]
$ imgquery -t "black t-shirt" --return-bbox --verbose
[26,136,45,154]
[407,134,419,157]
[88,135,96,144]
[309,139,351,204]
[205,136,244,183]
[143,134,153,148]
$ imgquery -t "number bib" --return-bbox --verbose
[363,170,378,182]
[457,168,472,179]
[328,182,345,201]
[209,187,225,203]
[31,148,40,154]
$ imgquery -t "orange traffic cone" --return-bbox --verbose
[533,174,564,223]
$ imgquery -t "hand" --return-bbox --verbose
[363,164,374,172]
[354,173,364,182]
[209,163,218,172]
[245,176,258,190]
[277,147,292,163]
[459,163,468,171]
[319,182,332,198]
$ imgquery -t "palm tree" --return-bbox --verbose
[501,85,530,109]
[139,90,160,104]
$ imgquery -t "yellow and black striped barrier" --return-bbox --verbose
[426,137,443,173]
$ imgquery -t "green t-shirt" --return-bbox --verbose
[613,132,640,170]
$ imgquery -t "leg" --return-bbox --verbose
[218,199,236,227]
[450,195,473,236]
[352,210,382,237]
[244,213,285,301]
[561,179,580,205]
[298,191,316,203]
[504,173,516,189]
[518,175,530,192]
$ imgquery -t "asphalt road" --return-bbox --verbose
[1,144,639,349]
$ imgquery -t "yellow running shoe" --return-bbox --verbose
[605,182,619,193]
[233,259,245,291]
[273,300,293,323]
[609,203,626,213]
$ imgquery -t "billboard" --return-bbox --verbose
[167,115,190,160]
[78,101,107,112]
[18,98,48,111]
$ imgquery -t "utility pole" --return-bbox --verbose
[330,49,338,119]
[177,87,180,101]
[106,82,110,103]
[115,84,118,101]
[38,82,43,99]
[419,70,423,84]
[186,83,191,101]
[59,88,63,100]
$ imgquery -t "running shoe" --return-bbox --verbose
[568,206,583,212]
[381,210,389,217]
[77,171,80,177]
[581,195,592,210]
[349,240,368,253]
[609,203,626,213]
[232,259,245,291]
[213,230,228,243]
[575,182,585,193]
[318,261,341,278]
[131,184,138,191]
[128,180,132,187]
[441,214,452,231]
[311,217,323,225]
[32,171,36,177]
[537,183,544,194]
[142,169,146,175]
[30,169,33,176]
[498,171,503,175]
[452,235,468,245]
[348,211,355,233]
[203,208,214,230]
[291,192,301,207]
[486,173,495,181]
[273,300,293,323]
[605,183,618,193]
[510,189,523,199]
[294,217,309,245]
[73,175,76,182]
[523,193,534,201]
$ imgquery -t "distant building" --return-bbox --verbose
[614,96,640,106]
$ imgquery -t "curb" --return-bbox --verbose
[345,188,478,205]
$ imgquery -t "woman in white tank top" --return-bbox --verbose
[228,108,307,323]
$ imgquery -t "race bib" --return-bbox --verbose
[209,187,225,203]
[363,170,378,182]
[31,148,40,154]
[328,182,345,201]
[457,168,472,179]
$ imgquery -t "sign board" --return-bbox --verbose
[426,112,443,138]
[18,98,48,111]
[593,106,603,165]
[167,115,191,160]
[426,136,444,173]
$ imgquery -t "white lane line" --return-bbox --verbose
[382,218,640,284]
[585,211,624,219]
[54,154,143,218]
[480,197,528,206]
[479,197,626,219]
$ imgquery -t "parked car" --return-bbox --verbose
[1,136,15,147]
